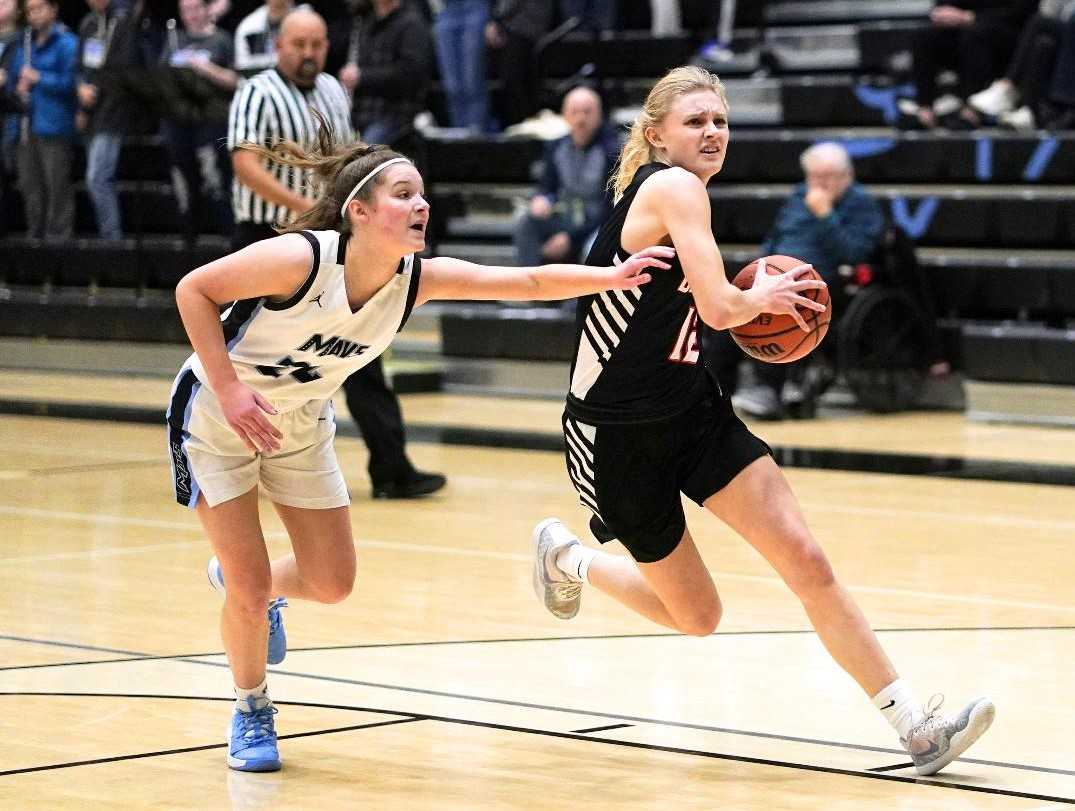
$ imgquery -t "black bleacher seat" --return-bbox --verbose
[961,324,1075,385]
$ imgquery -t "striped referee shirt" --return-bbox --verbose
[227,68,354,226]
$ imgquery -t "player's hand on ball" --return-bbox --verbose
[610,246,676,290]
[751,262,827,331]
[218,380,283,454]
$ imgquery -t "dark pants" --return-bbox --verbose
[912,22,1020,105]
[1006,13,1062,110]
[1050,14,1075,107]
[16,135,74,240]
[162,119,233,240]
[494,32,539,127]
[231,220,414,487]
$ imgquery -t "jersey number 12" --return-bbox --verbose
[669,307,700,365]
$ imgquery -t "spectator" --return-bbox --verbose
[336,0,432,146]
[0,0,20,238]
[1044,8,1075,127]
[901,0,1037,129]
[160,0,238,242]
[77,0,139,240]
[6,0,78,241]
[233,0,292,75]
[228,6,445,500]
[650,0,681,36]
[486,0,553,128]
[513,85,616,267]
[967,0,1075,128]
[432,0,489,132]
[732,142,883,421]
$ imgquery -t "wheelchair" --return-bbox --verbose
[832,223,940,413]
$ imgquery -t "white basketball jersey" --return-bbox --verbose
[186,230,422,411]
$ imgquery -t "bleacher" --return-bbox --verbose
[2,0,1074,422]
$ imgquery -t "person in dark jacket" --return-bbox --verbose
[485,0,552,127]
[732,142,883,421]
[334,0,432,146]
[0,0,21,238]
[6,0,78,240]
[513,85,617,267]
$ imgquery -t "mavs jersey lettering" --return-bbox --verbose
[183,230,422,411]
[566,163,707,424]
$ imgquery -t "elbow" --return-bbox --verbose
[697,303,736,332]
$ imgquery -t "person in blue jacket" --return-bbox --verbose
[732,141,883,420]
[513,85,619,268]
[6,0,78,240]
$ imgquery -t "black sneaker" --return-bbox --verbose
[372,470,447,499]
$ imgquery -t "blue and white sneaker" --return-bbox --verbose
[228,696,281,772]
[207,557,288,665]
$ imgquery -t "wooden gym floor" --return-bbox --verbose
[0,371,1073,809]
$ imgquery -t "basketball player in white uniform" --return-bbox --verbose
[167,130,674,772]
[529,66,995,777]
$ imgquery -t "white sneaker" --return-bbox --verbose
[999,105,1036,131]
[901,695,995,776]
[531,518,583,620]
[968,80,1018,116]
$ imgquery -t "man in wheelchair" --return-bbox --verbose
[732,141,884,420]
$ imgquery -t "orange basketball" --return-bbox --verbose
[729,254,831,364]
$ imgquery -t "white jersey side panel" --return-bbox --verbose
[187,230,419,411]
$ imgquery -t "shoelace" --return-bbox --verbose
[237,704,278,745]
[910,693,946,736]
[552,580,582,602]
[268,598,288,634]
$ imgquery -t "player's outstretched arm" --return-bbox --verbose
[414,246,675,306]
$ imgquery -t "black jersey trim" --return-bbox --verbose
[264,230,321,311]
[221,298,262,350]
[397,256,422,333]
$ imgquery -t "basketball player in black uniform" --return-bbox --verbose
[531,66,994,777]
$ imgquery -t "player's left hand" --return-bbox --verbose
[606,246,675,290]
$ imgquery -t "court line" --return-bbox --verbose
[2,626,1072,674]
[572,723,633,734]
[0,692,1070,804]
[4,630,1073,778]
[1,504,1073,613]
[0,714,423,778]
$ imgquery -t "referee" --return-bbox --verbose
[227,6,446,499]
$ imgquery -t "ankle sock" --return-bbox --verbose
[873,678,923,739]
[555,543,598,583]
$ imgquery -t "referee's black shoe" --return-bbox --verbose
[372,470,447,499]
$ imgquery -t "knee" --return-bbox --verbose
[782,535,836,598]
[307,566,356,604]
[225,576,274,618]
[675,598,723,637]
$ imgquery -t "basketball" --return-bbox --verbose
[729,254,831,364]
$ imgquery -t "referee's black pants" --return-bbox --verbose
[231,222,414,487]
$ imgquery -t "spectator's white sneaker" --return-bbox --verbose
[968,80,1018,116]
[999,106,1036,131]
[531,518,583,620]
[901,695,995,776]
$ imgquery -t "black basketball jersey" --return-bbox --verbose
[565,163,709,425]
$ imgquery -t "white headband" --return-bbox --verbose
[339,157,412,218]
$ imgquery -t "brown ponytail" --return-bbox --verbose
[238,108,409,234]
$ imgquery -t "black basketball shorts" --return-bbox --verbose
[562,396,772,564]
